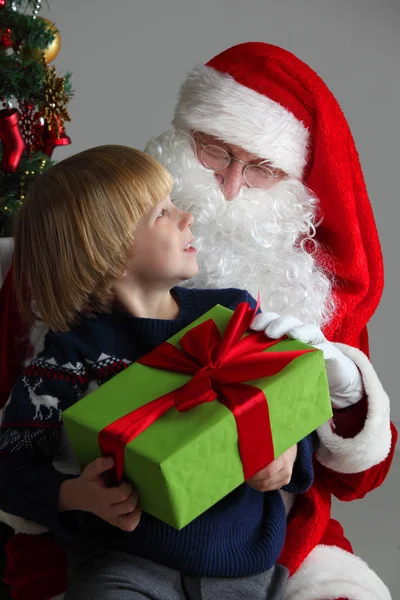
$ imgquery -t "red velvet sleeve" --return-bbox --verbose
[315,422,398,501]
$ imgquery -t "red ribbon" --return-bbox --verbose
[98,301,314,483]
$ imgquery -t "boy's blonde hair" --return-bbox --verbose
[13,145,174,332]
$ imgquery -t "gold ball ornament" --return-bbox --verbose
[40,17,61,63]
[21,17,61,63]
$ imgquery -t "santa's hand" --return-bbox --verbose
[251,312,364,408]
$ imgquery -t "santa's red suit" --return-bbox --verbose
[0,42,397,600]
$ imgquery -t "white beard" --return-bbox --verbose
[145,129,334,327]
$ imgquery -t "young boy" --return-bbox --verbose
[0,145,315,599]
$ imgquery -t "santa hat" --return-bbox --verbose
[174,42,384,352]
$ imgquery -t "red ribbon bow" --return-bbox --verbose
[98,301,313,483]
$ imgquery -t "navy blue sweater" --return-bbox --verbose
[0,287,316,577]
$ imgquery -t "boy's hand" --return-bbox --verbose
[58,457,141,532]
[246,445,297,492]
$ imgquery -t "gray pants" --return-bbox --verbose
[64,546,289,600]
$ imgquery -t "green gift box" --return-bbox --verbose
[63,303,332,530]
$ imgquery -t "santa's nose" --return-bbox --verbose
[218,161,246,201]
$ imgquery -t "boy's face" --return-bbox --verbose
[125,195,198,286]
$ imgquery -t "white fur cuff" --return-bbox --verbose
[316,343,392,473]
[285,544,391,600]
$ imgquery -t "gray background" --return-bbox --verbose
[35,0,400,594]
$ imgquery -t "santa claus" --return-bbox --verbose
[0,42,397,600]
[144,42,397,600]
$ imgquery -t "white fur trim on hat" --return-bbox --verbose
[173,65,309,179]
[285,543,391,600]
[316,343,392,473]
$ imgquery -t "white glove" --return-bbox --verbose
[251,312,364,409]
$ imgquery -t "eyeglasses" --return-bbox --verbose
[197,142,283,189]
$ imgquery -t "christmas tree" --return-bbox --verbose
[0,0,72,236]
